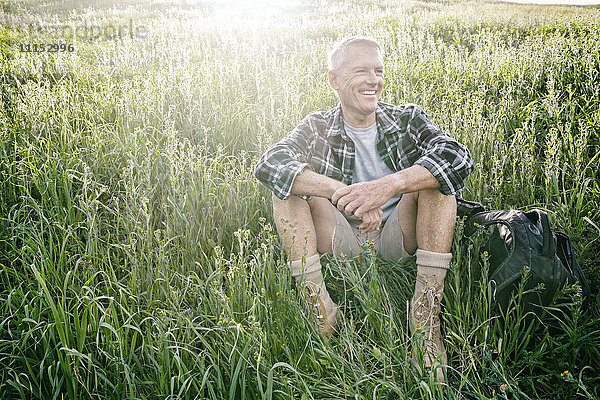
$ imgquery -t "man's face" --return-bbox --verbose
[328,44,384,127]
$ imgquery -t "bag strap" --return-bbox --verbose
[457,198,485,219]
[464,210,517,238]
[463,210,534,255]
[524,210,555,258]
[556,231,592,304]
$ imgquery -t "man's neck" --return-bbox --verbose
[341,109,376,129]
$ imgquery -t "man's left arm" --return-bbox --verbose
[332,105,474,218]
[331,164,437,218]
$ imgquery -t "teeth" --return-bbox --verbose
[360,91,376,95]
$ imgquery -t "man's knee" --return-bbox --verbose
[414,189,456,252]
[413,189,456,215]
[306,196,332,212]
[272,193,309,212]
[272,193,331,214]
[413,188,454,202]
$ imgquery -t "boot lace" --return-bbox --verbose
[412,274,445,364]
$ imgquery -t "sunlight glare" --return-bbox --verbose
[201,0,304,30]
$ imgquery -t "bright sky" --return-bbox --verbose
[498,0,600,4]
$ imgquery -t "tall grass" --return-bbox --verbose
[1,0,599,398]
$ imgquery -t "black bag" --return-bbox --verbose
[459,202,590,313]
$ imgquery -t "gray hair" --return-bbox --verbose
[327,36,383,71]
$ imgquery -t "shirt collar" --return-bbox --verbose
[326,103,383,140]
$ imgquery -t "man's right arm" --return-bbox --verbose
[255,114,347,202]
[254,113,382,232]
[254,116,316,201]
[292,168,381,233]
[256,137,383,233]
[290,168,347,200]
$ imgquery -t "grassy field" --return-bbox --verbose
[1,0,600,398]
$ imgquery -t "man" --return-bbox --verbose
[254,36,474,382]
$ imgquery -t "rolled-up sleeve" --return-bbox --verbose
[254,118,315,200]
[408,106,474,195]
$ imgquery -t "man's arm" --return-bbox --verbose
[331,164,437,218]
[254,116,317,201]
[333,105,473,218]
[292,169,383,233]
[290,168,347,199]
[387,164,440,193]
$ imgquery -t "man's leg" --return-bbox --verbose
[272,194,339,335]
[396,189,456,383]
[396,189,456,255]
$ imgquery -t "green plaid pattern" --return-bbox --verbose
[254,102,474,200]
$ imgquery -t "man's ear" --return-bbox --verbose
[328,70,339,90]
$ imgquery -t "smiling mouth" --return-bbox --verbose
[359,90,376,95]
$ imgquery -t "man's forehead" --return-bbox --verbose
[345,43,381,55]
[341,44,383,66]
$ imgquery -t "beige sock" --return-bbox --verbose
[290,254,322,278]
[415,249,452,278]
[413,249,451,307]
[291,254,338,330]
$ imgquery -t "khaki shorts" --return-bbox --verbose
[331,201,411,262]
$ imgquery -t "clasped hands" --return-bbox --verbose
[331,179,393,234]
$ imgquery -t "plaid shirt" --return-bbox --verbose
[254,102,474,200]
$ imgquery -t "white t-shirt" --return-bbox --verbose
[344,121,401,224]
